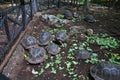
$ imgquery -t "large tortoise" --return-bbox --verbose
[90,61,120,80]
[21,35,38,49]
[28,46,46,64]
[46,43,60,55]
[39,32,53,46]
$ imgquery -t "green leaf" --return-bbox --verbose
[72,61,78,65]
[45,63,50,69]
[59,66,64,70]
[38,68,44,75]
[51,67,56,74]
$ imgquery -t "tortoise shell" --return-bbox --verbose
[75,50,91,59]
[39,32,53,45]
[56,31,68,42]
[69,26,86,36]
[46,43,60,55]
[28,46,46,64]
[21,35,37,49]
[90,61,120,80]
[85,15,95,23]
[63,10,73,20]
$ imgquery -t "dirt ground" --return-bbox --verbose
[2,6,120,80]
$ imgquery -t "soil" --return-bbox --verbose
[2,6,120,80]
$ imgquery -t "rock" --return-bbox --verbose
[86,28,94,35]
[73,12,79,18]
[80,34,86,41]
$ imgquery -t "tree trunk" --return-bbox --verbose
[83,0,89,13]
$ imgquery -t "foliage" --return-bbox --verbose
[56,14,64,19]
[109,53,120,65]
[85,53,99,64]
[23,54,30,60]
[54,23,64,28]
[86,33,119,49]
[78,15,86,20]
[71,18,76,23]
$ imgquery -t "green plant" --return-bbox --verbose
[38,68,44,75]
[54,23,64,28]
[23,54,30,60]
[56,14,64,19]
[86,33,119,49]
[72,18,76,23]
[109,53,120,65]
[78,15,86,20]
[51,67,56,74]
[85,53,99,64]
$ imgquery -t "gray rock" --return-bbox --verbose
[73,12,79,18]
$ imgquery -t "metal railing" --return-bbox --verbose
[0,1,32,64]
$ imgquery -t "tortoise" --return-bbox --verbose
[90,61,120,80]
[69,26,86,36]
[56,31,69,43]
[46,43,60,55]
[28,46,46,64]
[63,10,73,20]
[84,15,95,23]
[21,35,38,49]
[75,50,91,59]
[39,32,53,46]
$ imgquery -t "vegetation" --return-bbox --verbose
[86,33,119,49]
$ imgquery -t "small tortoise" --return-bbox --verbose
[75,50,91,59]
[21,35,38,49]
[90,61,120,80]
[46,43,60,55]
[84,15,95,23]
[28,46,46,64]
[63,10,73,20]
[39,32,53,45]
[56,31,69,43]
